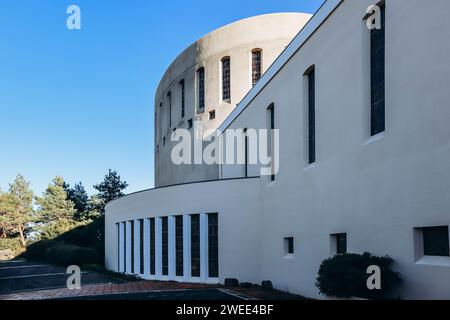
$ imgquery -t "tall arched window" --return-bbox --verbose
[251,49,262,86]
[197,67,205,112]
[221,57,231,102]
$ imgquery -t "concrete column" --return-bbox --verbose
[183,215,191,280]
[126,221,132,274]
[143,218,150,278]
[134,219,141,275]
[200,213,208,281]
[155,217,162,278]
[119,222,125,273]
[168,216,176,280]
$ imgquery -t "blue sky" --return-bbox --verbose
[0,0,323,196]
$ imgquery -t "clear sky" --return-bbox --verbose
[0,0,323,197]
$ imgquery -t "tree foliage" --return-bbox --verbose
[93,169,128,213]
[0,175,35,247]
[65,182,89,220]
[35,176,76,222]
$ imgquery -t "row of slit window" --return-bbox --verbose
[116,213,219,278]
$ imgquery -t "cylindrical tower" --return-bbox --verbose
[155,13,311,187]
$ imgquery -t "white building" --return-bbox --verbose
[105,0,450,299]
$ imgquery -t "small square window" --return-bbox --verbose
[284,237,294,255]
[209,110,216,120]
[187,119,193,129]
[423,226,449,257]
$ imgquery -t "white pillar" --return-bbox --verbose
[155,217,162,278]
[126,221,132,274]
[134,219,141,275]
[143,218,150,279]
[200,213,208,281]
[168,216,176,280]
[183,215,191,280]
[119,222,125,273]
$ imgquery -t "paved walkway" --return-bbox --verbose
[0,280,226,300]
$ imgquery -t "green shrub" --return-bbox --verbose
[43,242,98,266]
[0,237,23,253]
[316,252,401,299]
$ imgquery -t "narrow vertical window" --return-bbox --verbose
[307,67,316,164]
[251,49,262,86]
[139,219,144,274]
[191,214,201,277]
[175,216,184,277]
[370,4,385,136]
[336,233,347,255]
[161,217,168,276]
[180,79,185,118]
[167,92,172,128]
[150,218,155,275]
[116,223,120,271]
[197,67,205,112]
[208,213,219,278]
[130,221,134,274]
[244,128,248,178]
[123,222,126,272]
[222,57,231,102]
[267,104,275,181]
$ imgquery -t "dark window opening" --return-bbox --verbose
[307,67,316,164]
[335,233,347,255]
[139,219,144,274]
[116,223,120,271]
[161,217,168,276]
[130,221,134,274]
[175,216,184,277]
[284,237,294,255]
[180,79,185,118]
[197,68,205,112]
[370,4,385,136]
[208,213,219,278]
[167,92,172,128]
[150,218,155,275]
[423,226,450,257]
[222,57,231,101]
[191,214,201,277]
[123,222,126,272]
[252,50,262,86]
[209,110,216,120]
[188,119,193,129]
[267,104,275,181]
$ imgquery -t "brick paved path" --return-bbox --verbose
[0,279,220,300]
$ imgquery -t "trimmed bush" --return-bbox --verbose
[316,252,401,299]
[43,242,98,266]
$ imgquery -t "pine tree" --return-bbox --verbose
[36,176,76,222]
[0,175,35,247]
[93,169,128,213]
[65,182,89,220]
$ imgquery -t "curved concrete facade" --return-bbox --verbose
[155,13,311,187]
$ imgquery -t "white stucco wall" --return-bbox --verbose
[220,0,450,299]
